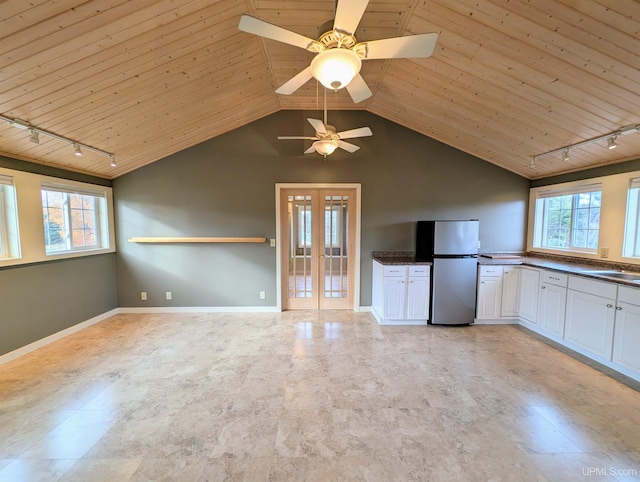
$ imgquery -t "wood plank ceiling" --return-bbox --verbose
[1,0,639,180]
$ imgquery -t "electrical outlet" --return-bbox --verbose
[166,291,172,300]
[259,291,266,300]
[140,291,147,301]
[600,247,609,258]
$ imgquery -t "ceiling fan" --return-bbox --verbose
[278,90,373,157]
[238,0,438,103]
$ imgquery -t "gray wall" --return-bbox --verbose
[0,156,117,357]
[114,110,530,307]
[0,255,117,355]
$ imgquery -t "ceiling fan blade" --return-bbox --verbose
[337,127,373,139]
[333,0,369,35]
[362,33,438,59]
[338,140,361,153]
[238,15,316,50]
[275,67,314,95]
[278,136,317,140]
[307,118,327,135]
[346,74,372,103]
[304,145,317,154]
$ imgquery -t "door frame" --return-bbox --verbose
[275,183,361,311]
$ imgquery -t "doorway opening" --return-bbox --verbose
[276,184,361,310]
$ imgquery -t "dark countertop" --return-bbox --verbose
[372,256,432,266]
[479,255,640,288]
[373,251,640,288]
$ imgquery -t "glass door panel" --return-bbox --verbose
[281,188,355,310]
[286,194,317,309]
[319,194,351,308]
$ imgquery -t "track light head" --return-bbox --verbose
[607,136,618,150]
[562,149,570,162]
[73,143,83,156]
[109,155,117,167]
[29,129,39,144]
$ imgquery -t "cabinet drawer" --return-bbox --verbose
[618,285,640,305]
[479,265,503,277]
[409,265,430,277]
[383,265,408,277]
[569,275,617,299]
[542,271,568,287]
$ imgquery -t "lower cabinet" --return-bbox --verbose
[475,265,519,322]
[564,276,617,361]
[476,266,503,319]
[501,267,520,317]
[537,271,568,339]
[519,268,540,325]
[612,286,640,373]
[372,261,430,325]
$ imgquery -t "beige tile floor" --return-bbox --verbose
[1,311,640,481]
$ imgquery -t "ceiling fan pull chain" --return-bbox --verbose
[324,87,328,126]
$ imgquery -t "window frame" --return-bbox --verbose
[41,182,109,256]
[0,167,114,268]
[0,178,9,258]
[532,182,602,254]
[623,177,640,259]
[0,174,19,260]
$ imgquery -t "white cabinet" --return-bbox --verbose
[565,276,617,361]
[476,265,520,322]
[612,286,640,374]
[372,261,430,325]
[501,267,520,317]
[477,266,503,319]
[537,271,568,339]
[519,268,541,324]
[407,268,431,319]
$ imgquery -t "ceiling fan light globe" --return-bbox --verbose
[311,49,362,91]
[313,139,339,156]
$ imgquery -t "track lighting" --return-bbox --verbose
[0,114,116,167]
[532,124,640,167]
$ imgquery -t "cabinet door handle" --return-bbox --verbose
[606,304,613,308]
[541,285,546,289]
[616,306,622,311]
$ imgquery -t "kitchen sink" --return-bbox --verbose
[579,269,622,275]
[577,269,640,282]
[601,272,640,281]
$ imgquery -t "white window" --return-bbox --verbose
[0,174,19,259]
[41,183,109,254]
[623,177,640,258]
[532,183,602,252]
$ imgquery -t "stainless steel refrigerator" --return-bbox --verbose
[416,220,479,325]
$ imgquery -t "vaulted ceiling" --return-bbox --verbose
[1,0,639,180]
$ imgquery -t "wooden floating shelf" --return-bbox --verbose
[128,237,267,244]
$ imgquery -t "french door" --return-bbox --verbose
[279,187,357,310]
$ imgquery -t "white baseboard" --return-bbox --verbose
[474,318,519,325]
[0,308,119,366]
[117,306,281,314]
